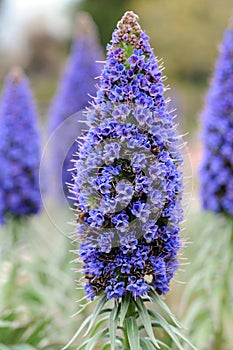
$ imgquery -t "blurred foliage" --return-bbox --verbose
[176,212,233,350]
[0,209,83,348]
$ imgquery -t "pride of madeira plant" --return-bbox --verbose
[183,22,233,350]
[0,67,41,227]
[66,12,195,350]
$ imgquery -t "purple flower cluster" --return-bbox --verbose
[0,68,41,222]
[71,12,183,300]
[48,13,103,199]
[200,28,233,216]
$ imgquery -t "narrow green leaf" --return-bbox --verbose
[76,329,108,350]
[148,289,182,328]
[109,304,119,350]
[151,311,183,350]
[99,308,113,315]
[140,338,157,350]
[139,321,161,331]
[134,298,160,349]
[84,295,106,337]
[72,300,92,317]
[63,297,106,349]
[125,317,140,350]
[90,316,109,337]
[26,318,51,344]
[119,293,130,327]
[143,337,171,350]
[171,326,197,350]
[62,314,93,349]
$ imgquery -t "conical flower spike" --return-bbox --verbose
[200,25,233,216]
[72,10,183,301]
[0,67,41,222]
[65,12,196,350]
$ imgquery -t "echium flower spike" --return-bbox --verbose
[0,67,41,222]
[72,11,183,301]
[66,12,197,350]
[200,24,233,216]
[48,12,103,200]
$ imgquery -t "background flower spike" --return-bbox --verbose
[47,11,103,203]
[183,21,233,350]
[67,11,196,350]
[0,67,41,226]
[200,26,233,216]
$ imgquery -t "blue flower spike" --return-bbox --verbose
[183,22,233,350]
[200,26,233,216]
[0,67,41,224]
[65,11,196,350]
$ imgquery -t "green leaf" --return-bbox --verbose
[134,298,160,349]
[140,338,157,350]
[84,295,106,337]
[99,308,113,315]
[125,317,140,350]
[62,314,93,349]
[148,289,182,328]
[119,293,130,327]
[150,310,184,350]
[141,338,171,349]
[90,316,108,337]
[71,300,92,317]
[109,303,119,350]
[26,318,51,344]
[171,326,197,350]
[76,329,108,350]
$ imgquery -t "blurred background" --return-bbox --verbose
[0,0,233,348]
[1,0,232,133]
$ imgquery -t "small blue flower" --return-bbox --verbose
[120,232,138,254]
[126,276,150,298]
[84,284,96,301]
[105,279,125,300]
[86,210,105,228]
[112,213,129,232]
[98,232,114,253]
[131,202,151,223]
[116,182,134,204]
